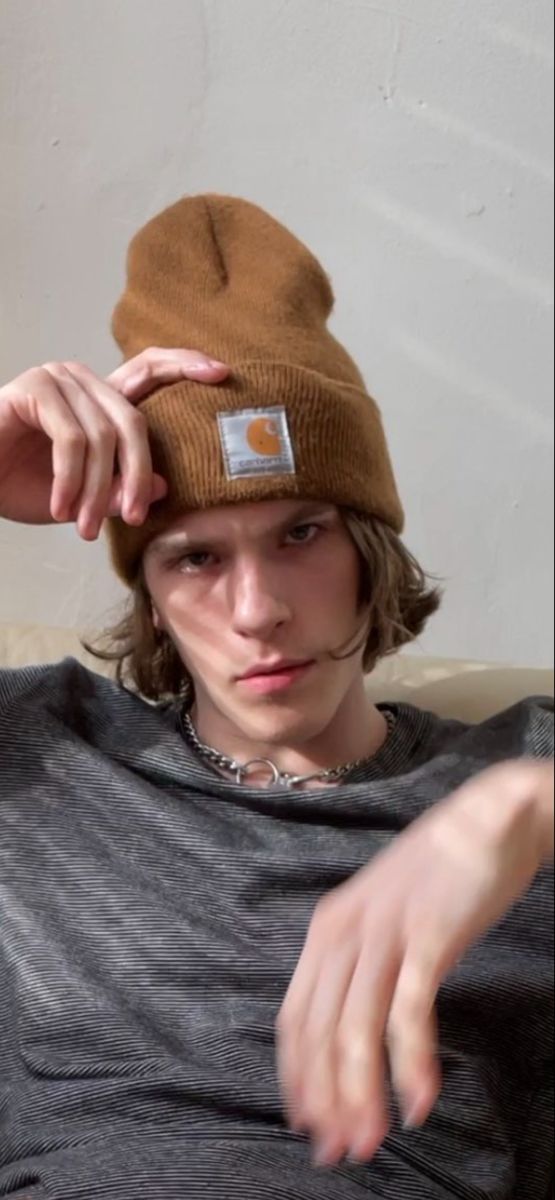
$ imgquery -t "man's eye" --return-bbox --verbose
[177,551,214,571]
[286,523,319,545]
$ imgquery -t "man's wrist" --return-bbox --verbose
[445,760,554,874]
[482,760,554,867]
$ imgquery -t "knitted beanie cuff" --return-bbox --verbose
[106,360,404,585]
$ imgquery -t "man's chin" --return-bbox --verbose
[229,699,333,747]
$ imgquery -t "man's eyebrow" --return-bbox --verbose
[150,504,336,556]
[276,502,336,523]
[149,531,196,557]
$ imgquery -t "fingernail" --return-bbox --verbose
[152,476,168,499]
[313,1138,339,1168]
[347,1140,369,1164]
[192,359,227,371]
[128,506,147,525]
[403,1093,426,1129]
[348,1139,379,1165]
[122,498,145,523]
[81,524,99,542]
[347,1118,389,1163]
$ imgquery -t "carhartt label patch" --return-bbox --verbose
[217,407,296,479]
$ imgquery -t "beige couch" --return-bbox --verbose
[1,622,553,721]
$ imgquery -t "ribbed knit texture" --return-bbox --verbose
[1,660,553,1199]
[107,195,404,583]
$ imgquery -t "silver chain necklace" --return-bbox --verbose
[181,708,396,790]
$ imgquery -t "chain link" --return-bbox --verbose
[181,709,396,789]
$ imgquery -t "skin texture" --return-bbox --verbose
[0,347,228,534]
[143,493,554,1168]
[143,497,388,783]
[1,345,552,1167]
[277,758,553,1166]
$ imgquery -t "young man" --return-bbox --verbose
[0,194,553,1200]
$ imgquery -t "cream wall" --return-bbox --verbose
[0,0,553,665]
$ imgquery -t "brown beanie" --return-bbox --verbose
[107,194,404,584]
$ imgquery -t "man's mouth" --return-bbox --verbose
[237,660,316,694]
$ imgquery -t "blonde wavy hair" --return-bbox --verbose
[86,511,442,704]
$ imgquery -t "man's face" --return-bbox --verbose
[143,498,367,746]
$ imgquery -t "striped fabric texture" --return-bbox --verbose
[0,659,553,1200]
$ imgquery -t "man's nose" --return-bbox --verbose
[229,560,291,640]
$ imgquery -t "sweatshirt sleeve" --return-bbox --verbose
[0,662,57,714]
[522,695,554,759]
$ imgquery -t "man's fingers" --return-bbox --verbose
[44,365,119,540]
[387,948,443,1127]
[334,941,399,1160]
[39,394,88,521]
[278,901,401,1167]
[150,473,168,503]
[277,981,318,1130]
[106,347,230,400]
[295,941,357,1160]
[62,363,160,525]
[277,903,336,1132]
[0,350,222,530]
[106,473,167,520]
[16,366,88,523]
[59,351,229,528]
[66,400,117,540]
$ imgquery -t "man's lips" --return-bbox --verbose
[236,660,316,694]
[238,659,314,681]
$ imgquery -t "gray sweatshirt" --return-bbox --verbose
[0,659,553,1200]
